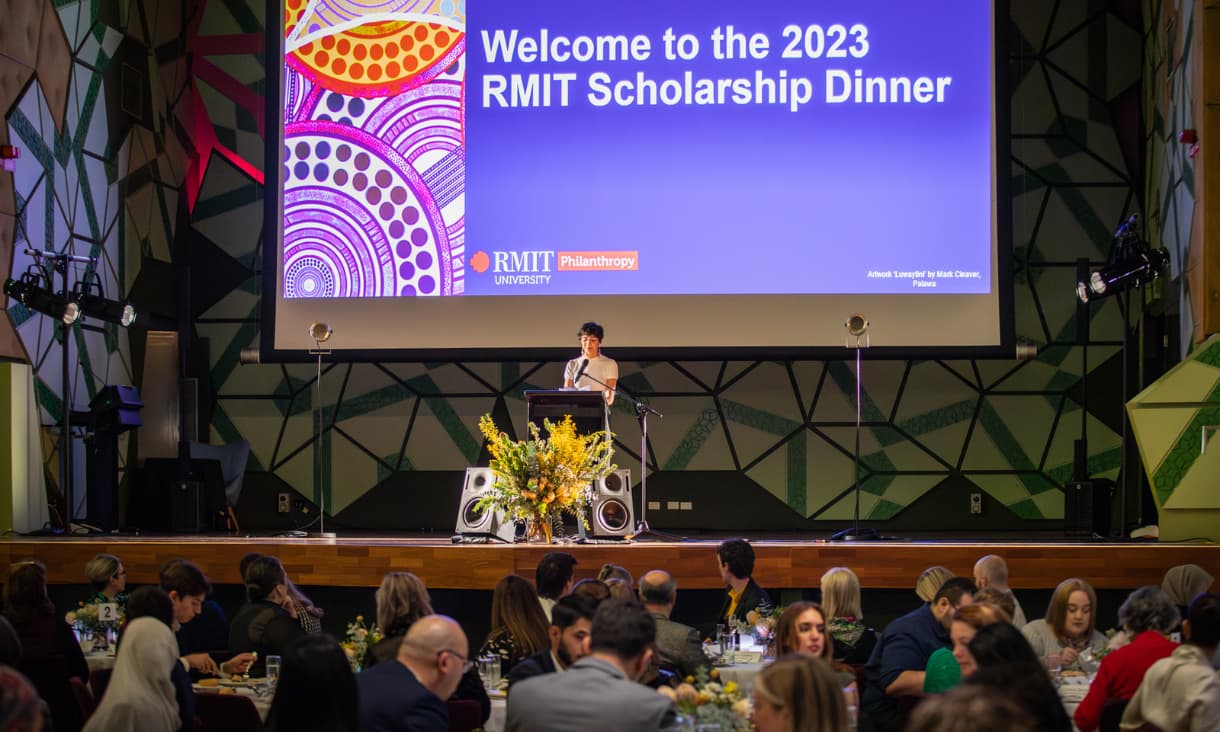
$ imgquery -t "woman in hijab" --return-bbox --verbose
[1162,564,1214,634]
[83,617,180,732]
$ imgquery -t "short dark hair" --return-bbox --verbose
[639,573,677,605]
[716,539,755,580]
[264,633,359,732]
[536,552,578,599]
[126,586,174,627]
[578,322,604,341]
[967,622,1040,670]
[934,577,978,606]
[1187,593,1220,648]
[159,559,212,598]
[551,593,598,632]
[589,597,655,660]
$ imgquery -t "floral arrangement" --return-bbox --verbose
[658,669,751,731]
[476,414,615,541]
[340,615,382,672]
[65,602,121,634]
[740,607,781,647]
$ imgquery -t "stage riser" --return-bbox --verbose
[6,539,1217,591]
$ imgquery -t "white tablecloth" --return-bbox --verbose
[84,651,115,671]
[486,695,506,732]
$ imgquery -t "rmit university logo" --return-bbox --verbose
[469,250,555,285]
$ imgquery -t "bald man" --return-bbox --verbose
[639,569,708,679]
[359,615,471,732]
[974,555,1026,627]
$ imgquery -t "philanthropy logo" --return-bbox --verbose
[557,251,639,271]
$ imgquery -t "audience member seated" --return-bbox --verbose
[774,602,855,689]
[160,559,253,677]
[966,622,1072,732]
[282,578,325,635]
[820,566,877,665]
[480,575,550,677]
[924,601,1008,693]
[229,555,306,675]
[972,586,1017,623]
[82,617,181,732]
[605,578,634,600]
[507,593,597,688]
[358,615,469,732]
[861,576,976,732]
[973,555,1026,627]
[1022,577,1108,673]
[750,653,849,732]
[570,578,611,604]
[1122,592,1220,731]
[1161,564,1213,637]
[123,586,195,730]
[363,572,489,724]
[638,570,707,679]
[0,617,22,668]
[0,665,44,732]
[363,572,434,668]
[597,563,633,586]
[1074,586,1180,732]
[4,561,88,683]
[507,597,677,732]
[715,538,774,629]
[907,681,1040,732]
[264,633,358,732]
[535,552,578,621]
[915,566,955,603]
[83,554,128,611]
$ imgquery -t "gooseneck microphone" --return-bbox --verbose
[574,358,589,383]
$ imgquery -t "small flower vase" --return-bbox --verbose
[89,625,110,653]
[524,515,553,544]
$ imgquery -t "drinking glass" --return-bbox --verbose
[1044,653,1062,684]
[265,655,282,691]
[718,628,735,664]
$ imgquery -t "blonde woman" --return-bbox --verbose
[820,567,877,664]
[363,571,434,669]
[916,566,955,603]
[84,553,128,609]
[751,653,850,732]
[1021,577,1107,672]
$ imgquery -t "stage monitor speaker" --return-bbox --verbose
[455,468,518,542]
[1064,479,1114,538]
[589,469,633,538]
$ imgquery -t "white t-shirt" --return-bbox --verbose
[564,354,618,396]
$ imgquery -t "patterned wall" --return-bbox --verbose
[3,1,1155,530]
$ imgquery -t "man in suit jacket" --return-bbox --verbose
[507,597,679,732]
[359,615,470,732]
[507,593,597,688]
[715,539,774,629]
[639,569,709,679]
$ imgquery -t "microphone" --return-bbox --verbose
[574,358,589,383]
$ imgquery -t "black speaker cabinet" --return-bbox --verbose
[454,468,518,542]
[1064,479,1115,538]
[589,469,633,538]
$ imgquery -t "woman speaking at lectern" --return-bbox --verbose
[563,322,618,406]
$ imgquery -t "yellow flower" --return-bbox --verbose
[675,683,698,704]
[656,686,677,701]
[356,615,363,623]
[723,681,738,694]
[709,668,720,680]
[732,698,751,718]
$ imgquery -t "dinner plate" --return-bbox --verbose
[217,677,266,688]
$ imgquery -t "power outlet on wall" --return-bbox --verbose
[969,493,983,515]
[277,493,291,513]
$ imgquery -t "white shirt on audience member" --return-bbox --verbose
[1120,644,1220,731]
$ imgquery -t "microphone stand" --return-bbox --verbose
[577,371,681,542]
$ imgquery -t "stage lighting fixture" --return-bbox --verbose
[4,273,80,324]
[1076,215,1169,303]
[76,291,136,327]
[309,321,333,347]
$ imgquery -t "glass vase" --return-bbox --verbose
[524,515,554,543]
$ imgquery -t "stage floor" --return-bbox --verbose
[5,531,1217,591]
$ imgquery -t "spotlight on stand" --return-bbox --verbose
[72,279,136,327]
[1076,215,1169,303]
[4,272,80,324]
[309,321,333,349]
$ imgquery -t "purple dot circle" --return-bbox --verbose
[390,186,407,204]
[395,241,412,258]
[294,142,310,159]
[352,173,367,191]
[415,251,433,269]
[410,228,428,246]
[375,170,392,188]
[313,163,329,181]
[388,221,405,238]
[283,145,291,162]
[334,169,348,185]
[293,161,310,179]
[354,153,370,170]
[365,187,381,205]
[398,261,415,279]
[403,207,420,225]
[379,203,395,221]
[336,145,351,162]
[399,285,416,296]
[417,275,435,294]
[315,141,331,159]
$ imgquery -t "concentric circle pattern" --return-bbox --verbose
[283,0,465,298]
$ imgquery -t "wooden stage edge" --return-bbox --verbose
[4,535,1218,592]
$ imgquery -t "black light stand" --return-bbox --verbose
[308,322,336,538]
[831,314,881,541]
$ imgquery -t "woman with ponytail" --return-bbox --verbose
[228,555,306,676]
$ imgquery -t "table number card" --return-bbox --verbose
[98,603,119,622]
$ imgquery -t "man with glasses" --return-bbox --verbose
[359,614,471,732]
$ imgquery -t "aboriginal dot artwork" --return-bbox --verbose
[283,0,466,298]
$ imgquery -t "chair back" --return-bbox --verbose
[68,677,96,722]
[1099,698,1130,732]
[446,698,482,732]
[195,692,262,732]
[20,655,86,732]
[89,667,113,701]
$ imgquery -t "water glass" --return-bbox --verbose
[479,655,501,690]
[265,655,282,691]
[718,629,735,664]
[1044,653,1062,684]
